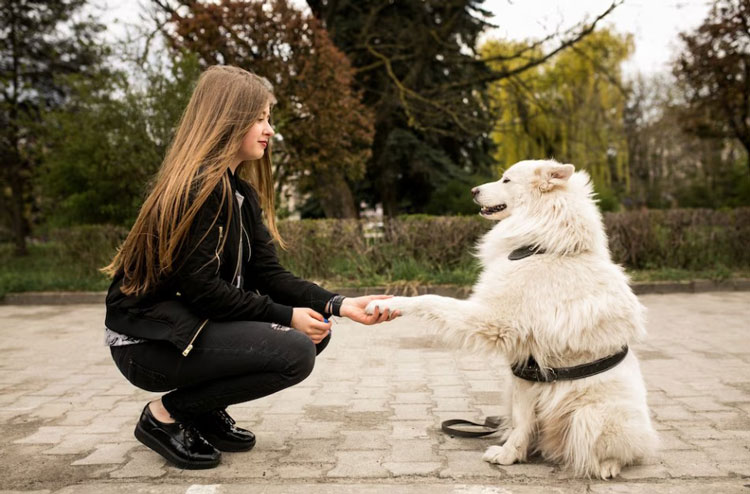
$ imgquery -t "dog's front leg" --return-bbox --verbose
[483,380,535,466]
[366,294,482,331]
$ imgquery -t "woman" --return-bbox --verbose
[102,65,397,470]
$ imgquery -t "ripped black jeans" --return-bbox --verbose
[110,320,330,422]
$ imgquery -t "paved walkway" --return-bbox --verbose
[0,292,748,493]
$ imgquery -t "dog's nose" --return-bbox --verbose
[471,187,480,198]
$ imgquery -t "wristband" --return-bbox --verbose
[329,295,346,317]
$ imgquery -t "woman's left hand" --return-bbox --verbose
[340,295,400,325]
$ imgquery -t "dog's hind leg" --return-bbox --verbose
[483,380,535,466]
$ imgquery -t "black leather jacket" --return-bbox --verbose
[105,169,335,356]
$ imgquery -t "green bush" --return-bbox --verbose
[2,208,748,295]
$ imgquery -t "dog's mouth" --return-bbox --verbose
[480,204,507,216]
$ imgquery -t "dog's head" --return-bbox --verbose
[471,160,576,221]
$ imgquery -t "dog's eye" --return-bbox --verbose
[502,178,510,183]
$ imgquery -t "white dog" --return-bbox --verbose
[367,159,657,479]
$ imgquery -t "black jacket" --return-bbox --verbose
[105,169,335,356]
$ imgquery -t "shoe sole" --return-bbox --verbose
[201,433,256,452]
[134,424,221,469]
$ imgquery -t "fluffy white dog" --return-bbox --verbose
[367,159,658,479]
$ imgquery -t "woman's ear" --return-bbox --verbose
[535,163,575,192]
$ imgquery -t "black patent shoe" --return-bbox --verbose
[134,403,221,469]
[194,409,256,452]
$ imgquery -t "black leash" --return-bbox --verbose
[441,416,504,438]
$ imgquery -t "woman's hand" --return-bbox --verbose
[291,307,332,344]
[340,295,400,325]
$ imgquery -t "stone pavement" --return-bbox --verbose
[0,292,749,493]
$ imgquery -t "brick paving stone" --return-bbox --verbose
[660,450,727,477]
[500,462,556,478]
[391,404,432,420]
[2,292,750,492]
[281,439,338,463]
[108,451,166,478]
[14,426,79,445]
[340,430,390,450]
[71,442,138,465]
[393,392,433,404]
[429,385,470,398]
[326,451,389,478]
[616,462,670,480]
[433,397,480,412]
[676,396,735,412]
[350,398,390,412]
[388,439,440,462]
[391,420,434,440]
[275,462,335,479]
[382,461,443,476]
[294,420,344,439]
[439,450,503,478]
[651,405,695,421]
[42,432,112,455]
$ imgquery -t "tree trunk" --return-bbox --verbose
[740,135,750,176]
[8,166,28,256]
[314,168,358,219]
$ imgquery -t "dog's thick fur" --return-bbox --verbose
[367,159,658,479]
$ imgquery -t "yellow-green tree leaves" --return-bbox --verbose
[482,29,633,210]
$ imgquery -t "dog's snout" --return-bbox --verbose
[471,187,480,198]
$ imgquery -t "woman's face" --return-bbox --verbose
[237,103,274,162]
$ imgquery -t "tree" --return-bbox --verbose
[484,29,633,210]
[624,73,750,209]
[307,0,620,215]
[0,0,107,254]
[39,55,201,226]
[151,0,374,219]
[307,0,495,215]
[674,0,750,174]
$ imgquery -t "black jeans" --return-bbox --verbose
[110,320,330,422]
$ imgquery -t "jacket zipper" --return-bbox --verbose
[232,206,243,288]
[214,226,224,273]
[182,318,209,356]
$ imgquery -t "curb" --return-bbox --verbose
[2,279,750,305]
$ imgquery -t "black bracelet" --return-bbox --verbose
[329,295,346,317]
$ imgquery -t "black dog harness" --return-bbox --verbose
[512,346,629,382]
[441,245,630,438]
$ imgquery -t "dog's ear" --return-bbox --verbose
[535,163,575,192]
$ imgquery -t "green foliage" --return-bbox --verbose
[2,209,749,295]
[0,0,109,253]
[0,225,126,297]
[38,55,201,226]
[306,0,495,215]
[482,29,634,205]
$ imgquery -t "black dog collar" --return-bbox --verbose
[508,246,546,260]
[512,346,629,382]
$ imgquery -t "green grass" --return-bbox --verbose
[626,266,750,283]
[0,242,112,298]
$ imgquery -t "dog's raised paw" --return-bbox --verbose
[599,459,621,479]
[365,301,385,315]
[482,445,517,465]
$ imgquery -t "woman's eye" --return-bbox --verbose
[502,178,510,183]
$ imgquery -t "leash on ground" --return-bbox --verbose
[441,416,503,438]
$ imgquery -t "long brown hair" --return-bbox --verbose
[103,65,283,296]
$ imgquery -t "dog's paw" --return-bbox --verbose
[365,300,387,315]
[599,459,621,479]
[482,445,518,465]
[365,297,408,316]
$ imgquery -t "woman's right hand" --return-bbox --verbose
[291,307,332,344]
